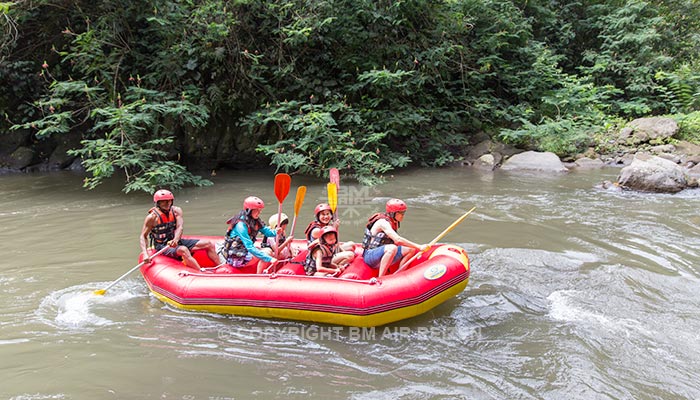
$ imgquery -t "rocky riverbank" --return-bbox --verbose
[462,117,700,193]
[3,116,699,193]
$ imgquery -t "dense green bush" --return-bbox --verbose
[2,0,700,192]
[674,111,700,143]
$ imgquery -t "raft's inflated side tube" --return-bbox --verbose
[141,236,470,327]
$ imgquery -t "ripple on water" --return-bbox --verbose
[9,395,66,400]
[546,278,700,399]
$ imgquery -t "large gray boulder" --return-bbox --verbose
[617,154,688,193]
[500,151,568,173]
[619,117,678,145]
[572,157,605,170]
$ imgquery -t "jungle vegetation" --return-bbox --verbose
[2,0,700,191]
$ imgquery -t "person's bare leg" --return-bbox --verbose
[397,246,417,270]
[193,240,219,265]
[378,245,398,277]
[178,246,202,270]
[333,251,355,266]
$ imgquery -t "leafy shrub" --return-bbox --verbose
[674,111,700,143]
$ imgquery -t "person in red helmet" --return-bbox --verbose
[304,203,355,251]
[303,226,354,277]
[140,189,218,271]
[222,196,281,274]
[362,198,426,277]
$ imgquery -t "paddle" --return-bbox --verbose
[327,182,337,214]
[329,168,340,214]
[289,185,307,238]
[394,206,477,274]
[273,173,292,257]
[93,246,169,295]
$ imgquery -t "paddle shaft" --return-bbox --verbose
[396,206,476,272]
[94,246,168,295]
[289,186,306,237]
[273,174,292,258]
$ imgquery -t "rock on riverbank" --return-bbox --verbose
[463,117,700,193]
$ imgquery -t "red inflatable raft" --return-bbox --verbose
[140,235,470,327]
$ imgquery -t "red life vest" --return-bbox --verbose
[303,240,339,276]
[362,213,399,250]
[304,220,325,243]
[148,206,176,246]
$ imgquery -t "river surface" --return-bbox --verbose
[1,167,699,399]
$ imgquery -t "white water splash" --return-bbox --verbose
[547,289,655,339]
[36,283,142,331]
[548,290,611,325]
[10,395,66,400]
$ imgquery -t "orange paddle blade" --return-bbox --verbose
[274,173,291,203]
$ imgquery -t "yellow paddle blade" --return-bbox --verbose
[327,182,337,213]
[93,289,106,296]
[294,186,307,216]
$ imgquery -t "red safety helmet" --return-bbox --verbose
[314,203,333,217]
[153,189,174,203]
[319,226,338,242]
[243,196,265,210]
[386,198,407,213]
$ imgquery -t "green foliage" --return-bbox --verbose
[656,63,700,113]
[571,1,675,116]
[498,46,618,156]
[673,111,700,143]
[3,0,700,191]
[7,0,214,193]
[251,99,410,186]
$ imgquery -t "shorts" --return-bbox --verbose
[156,238,199,260]
[362,245,402,269]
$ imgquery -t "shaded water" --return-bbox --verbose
[1,167,699,399]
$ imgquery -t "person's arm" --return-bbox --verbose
[140,214,155,261]
[374,219,422,249]
[314,250,337,275]
[232,222,274,262]
[260,225,277,238]
[279,235,293,251]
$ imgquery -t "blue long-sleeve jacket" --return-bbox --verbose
[229,221,277,262]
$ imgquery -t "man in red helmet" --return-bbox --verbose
[362,198,427,277]
[222,196,281,274]
[140,189,218,271]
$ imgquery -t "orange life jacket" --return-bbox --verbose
[148,206,176,246]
